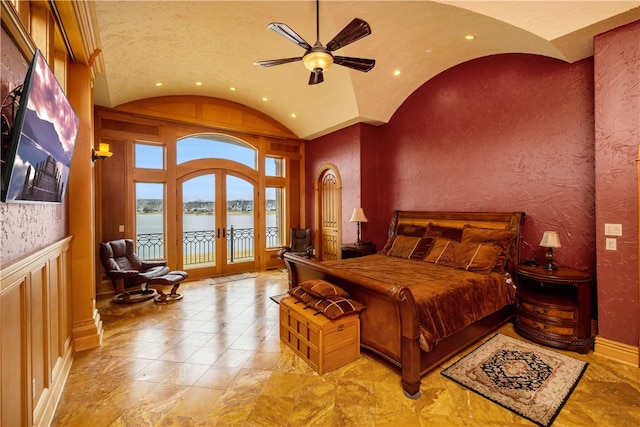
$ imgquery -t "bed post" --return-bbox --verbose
[397,287,422,398]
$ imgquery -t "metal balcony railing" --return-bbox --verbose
[137,226,281,265]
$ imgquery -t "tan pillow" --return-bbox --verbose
[461,225,515,272]
[299,279,349,298]
[387,235,434,260]
[307,297,365,319]
[424,238,501,273]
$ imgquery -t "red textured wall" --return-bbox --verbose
[375,54,596,273]
[594,20,639,347]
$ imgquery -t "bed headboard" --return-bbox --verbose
[387,210,526,274]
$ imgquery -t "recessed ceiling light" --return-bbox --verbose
[262,97,268,102]
[155,82,163,87]
[291,113,296,118]
[195,82,203,86]
[230,87,237,91]
[393,70,401,77]
[465,35,475,40]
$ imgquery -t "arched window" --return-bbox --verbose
[177,134,257,169]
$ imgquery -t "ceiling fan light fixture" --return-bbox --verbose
[303,50,333,72]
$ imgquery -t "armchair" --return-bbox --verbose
[99,239,187,304]
[277,228,314,259]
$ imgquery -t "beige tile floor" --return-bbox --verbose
[52,270,640,426]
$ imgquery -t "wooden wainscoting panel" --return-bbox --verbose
[0,236,73,427]
[1,274,30,427]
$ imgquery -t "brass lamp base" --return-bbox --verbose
[544,247,558,270]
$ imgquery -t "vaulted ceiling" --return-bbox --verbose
[79,1,639,139]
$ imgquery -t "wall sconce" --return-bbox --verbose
[92,143,113,163]
[349,207,369,246]
[539,231,561,270]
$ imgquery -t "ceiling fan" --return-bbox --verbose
[254,0,375,85]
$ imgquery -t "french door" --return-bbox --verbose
[178,169,258,278]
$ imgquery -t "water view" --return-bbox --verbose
[136,213,280,264]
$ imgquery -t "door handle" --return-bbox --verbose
[217,228,220,238]
[222,228,226,238]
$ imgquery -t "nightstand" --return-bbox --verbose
[341,243,376,259]
[515,264,593,353]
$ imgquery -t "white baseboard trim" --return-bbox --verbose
[594,335,639,366]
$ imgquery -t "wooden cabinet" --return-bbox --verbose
[340,243,376,259]
[515,264,593,353]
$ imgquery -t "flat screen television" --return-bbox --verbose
[1,49,79,203]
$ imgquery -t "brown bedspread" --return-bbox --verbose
[322,254,515,351]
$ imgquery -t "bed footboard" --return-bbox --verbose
[282,252,423,396]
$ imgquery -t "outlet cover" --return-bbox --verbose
[605,238,617,251]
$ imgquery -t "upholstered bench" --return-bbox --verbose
[147,271,188,303]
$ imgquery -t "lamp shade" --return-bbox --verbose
[349,208,368,223]
[539,231,561,248]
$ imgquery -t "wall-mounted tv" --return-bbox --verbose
[1,49,79,203]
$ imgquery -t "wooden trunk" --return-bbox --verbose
[279,296,360,374]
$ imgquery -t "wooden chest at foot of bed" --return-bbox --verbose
[279,296,360,374]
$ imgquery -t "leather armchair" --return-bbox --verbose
[278,228,314,258]
[99,239,170,303]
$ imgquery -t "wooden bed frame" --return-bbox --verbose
[282,210,525,398]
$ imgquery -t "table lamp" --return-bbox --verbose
[539,231,561,270]
[349,208,369,246]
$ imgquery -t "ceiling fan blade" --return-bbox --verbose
[308,70,324,85]
[268,23,312,51]
[254,57,303,67]
[333,56,375,72]
[326,18,372,52]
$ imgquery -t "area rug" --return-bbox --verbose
[441,334,588,427]
[269,292,289,304]
[205,272,257,285]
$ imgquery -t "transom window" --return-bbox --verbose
[177,134,257,169]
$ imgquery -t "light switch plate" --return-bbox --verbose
[604,223,622,236]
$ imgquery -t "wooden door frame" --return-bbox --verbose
[313,163,342,260]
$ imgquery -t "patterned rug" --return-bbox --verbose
[441,334,588,427]
[204,272,257,285]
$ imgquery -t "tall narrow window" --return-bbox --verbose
[266,187,284,248]
[136,182,165,259]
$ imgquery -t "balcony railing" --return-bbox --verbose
[137,227,281,265]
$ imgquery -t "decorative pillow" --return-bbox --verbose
[387,235,434,260]
[461,225,515,272]
[424,223,464,241]
[380,235,398,254]
[396,223,427,237]
[288,286,316,304]
[299,279,349,298]
[424,238,501,273]
[307,296,365,320]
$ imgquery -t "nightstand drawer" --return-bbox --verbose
[518,300,577,320]
[516,313,577,337]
